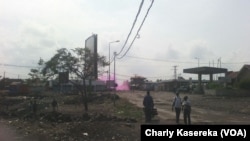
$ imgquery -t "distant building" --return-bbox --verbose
[143,81,155,91]
[0,78,24,90]
[0,78,29,95]
[129,75,146,90]
[226,64,250,86]
[155,77,210,92]
[226,71,239,86]
[8,81,29,95]
[236,64,250,82]
[49,79,107,94]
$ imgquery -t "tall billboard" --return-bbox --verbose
[85,34,98,79]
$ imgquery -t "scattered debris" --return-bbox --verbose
[0,92,141,141]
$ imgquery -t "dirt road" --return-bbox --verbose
[0,122,24,141]
[117,90,250,125]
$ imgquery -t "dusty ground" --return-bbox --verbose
[1,90,250,141]
[117,90,250,124]
[0,91,143,141]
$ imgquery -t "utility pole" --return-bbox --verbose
[173,66,178,80]
[108,40,119,91]
[195,57,200,67]
[219,58,221,68]
[3,71,5,89]
[113,51,117,106]
[217,57,222,78]
[172,66,178,92]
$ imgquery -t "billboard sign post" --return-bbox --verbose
[85,34,98,80]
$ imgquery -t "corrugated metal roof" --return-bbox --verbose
[227,71,239,79]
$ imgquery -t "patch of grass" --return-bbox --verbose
[114,99,143,121]
[63,95,81,105]
[207,82,224,89]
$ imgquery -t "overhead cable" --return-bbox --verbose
[116,0,145,57]
[117,0,155,59]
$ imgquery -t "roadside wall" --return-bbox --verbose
[205,89,250,96]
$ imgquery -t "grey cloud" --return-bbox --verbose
[40,39,56,47]
[165,44,180,60]
[153,44,180,60]
[188,40,215,60]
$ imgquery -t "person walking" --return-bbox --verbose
[51,98,58,112]
[172,92,182,124]
[143,91,154,123]
[32,99,37,118]
[182,96,191,125]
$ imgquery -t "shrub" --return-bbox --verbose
[239,79,250,90]
[207,82,223,89]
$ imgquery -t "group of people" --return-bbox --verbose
[143,90,191,125]
[172,92,191,125]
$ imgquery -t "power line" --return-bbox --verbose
[0,63,39,68]
[116,0,145,57]
[119,55,250,64]
[109,54,115,64]
[117,0,155,59]
[124,55,195,63]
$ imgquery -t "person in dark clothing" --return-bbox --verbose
[51,98,58,112]
[143,91,154,123]
[32,99,37,117]
[182,96,191,125]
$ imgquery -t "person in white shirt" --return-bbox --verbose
[182,96,191,125]
[172,92,182,124]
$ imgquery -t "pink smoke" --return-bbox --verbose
[116,80,130,91]
[98,74,130,91]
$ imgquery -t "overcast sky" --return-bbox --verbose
[1,0,250,84]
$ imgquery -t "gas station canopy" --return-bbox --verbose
[183,66,228,94]
[183,67,227,74]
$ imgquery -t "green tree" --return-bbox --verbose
[42,48,108,112]
[238,79,250,90]
[28,58,50,86]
